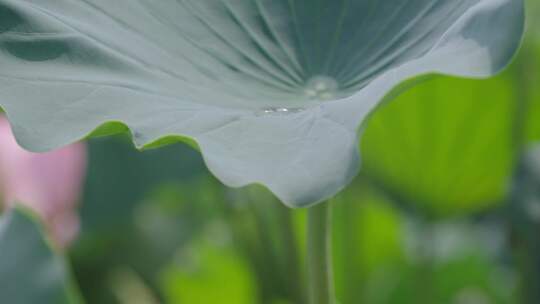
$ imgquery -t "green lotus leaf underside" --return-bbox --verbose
[0,207,80,304]
[0,0,524,207]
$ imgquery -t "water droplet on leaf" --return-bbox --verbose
[304,76,339,101]
[257,107,304,116]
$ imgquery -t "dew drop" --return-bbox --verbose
[304,76,339,101]
[133,130,143,139]
[256,76,338,116]
[257,107,304,116]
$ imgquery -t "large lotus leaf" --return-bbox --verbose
[0,207,82,304]
[361,75,516,217]
[0,0,524,207]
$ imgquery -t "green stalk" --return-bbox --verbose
[307,202,335,304]
[416,219,435,304]
[276,204,305,304]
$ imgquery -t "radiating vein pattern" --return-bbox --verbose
[0,0,484,108]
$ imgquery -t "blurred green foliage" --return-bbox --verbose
[362,75,516,217]
[160,237,258,304]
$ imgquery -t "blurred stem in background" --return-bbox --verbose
[511,22,537,155]
[275,201,305,304]
[415,218,436,304]
[508,12,540,303]
[224,186,305,304]
[307,202,335,304]
[333,194,363,304]
[509,151,540,304]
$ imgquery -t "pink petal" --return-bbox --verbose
[0,116,87,247]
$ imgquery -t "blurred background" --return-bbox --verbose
[1,1,540,304]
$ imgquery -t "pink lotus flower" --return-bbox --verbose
[0,116,86,247]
